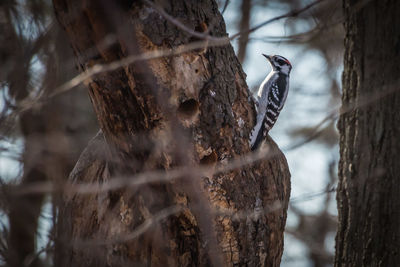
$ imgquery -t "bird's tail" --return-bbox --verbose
[249,118,267,150]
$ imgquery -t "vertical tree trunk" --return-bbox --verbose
[237,0,252,63]
[336,0,400,266]
[53,1,291,266]
[6,21,96,267]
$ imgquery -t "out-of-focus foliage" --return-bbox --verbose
[1,0,343,266]
[0,0,96,265]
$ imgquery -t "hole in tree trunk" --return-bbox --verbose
[177,99,199,120]
[200,151,217,165]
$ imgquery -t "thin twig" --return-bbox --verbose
[11,79,400,196]
[143,0,327,43]
[73,200,285,247]
[142,0,219,40]
[10,0,328,115]
[290,187,336,202]
[221,0,230,14]
[229,0,327,40]
[74,205,182,246]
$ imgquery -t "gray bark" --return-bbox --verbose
[336,0,400,266]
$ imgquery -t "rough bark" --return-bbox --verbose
[53,1,291,266]
[336,0,400,266]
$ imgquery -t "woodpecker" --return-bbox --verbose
[249,54,292,150]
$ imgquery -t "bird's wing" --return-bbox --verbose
[249,74,278,149]
[276,75,289,110]
[252,95,259,107]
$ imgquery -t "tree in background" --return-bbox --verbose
[0,1,97,266]
[336,0,400,265]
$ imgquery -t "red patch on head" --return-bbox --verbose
[284,59,291,65]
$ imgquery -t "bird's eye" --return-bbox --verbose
[276,59,284,65]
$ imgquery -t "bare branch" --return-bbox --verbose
[11,78,400,197]
[229,0,328,40]
[142,0,219,40]
[6,0,329,117]
[74,205,183,246]
[72,199,282,247]
[221,0,231,14]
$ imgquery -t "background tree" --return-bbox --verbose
[336,0,400,265]
[0,1,97,266]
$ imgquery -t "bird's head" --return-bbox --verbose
[263,54,292,75]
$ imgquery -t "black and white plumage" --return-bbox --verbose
[249,54,292,150]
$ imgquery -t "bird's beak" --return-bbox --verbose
[262,54,272,62]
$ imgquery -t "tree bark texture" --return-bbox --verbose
[53,1,291,266]
[336,0,400,266]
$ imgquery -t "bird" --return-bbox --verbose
[249,54,292,150]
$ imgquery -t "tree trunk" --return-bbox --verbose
[336,0,400,266]
[237,0,252,63]
[53,1,291,266]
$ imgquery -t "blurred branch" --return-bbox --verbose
[0,0,372,120]
[73,199,282,247]
[221,0,230,14]
[10,77,400,198]
[229,0,327,40]
[4,0,328,117]
[142,0,215,39]
[290,186,336,203]
[17,38,226,113]
[251,18,343,44]
[74,205,183,246]
[10,115,335,197]
[143,0,327,42]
